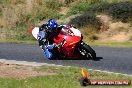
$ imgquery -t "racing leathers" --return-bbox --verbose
[38,23,65,59]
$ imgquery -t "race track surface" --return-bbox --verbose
[0,43,132,75]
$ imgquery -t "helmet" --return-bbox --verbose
[47,19,57,30]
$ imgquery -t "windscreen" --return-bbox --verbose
[60,27,74,36]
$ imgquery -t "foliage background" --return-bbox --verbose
[0,0,132,41]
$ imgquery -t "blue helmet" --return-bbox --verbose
[47,19,57,30]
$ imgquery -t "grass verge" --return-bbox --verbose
[0,65,131,88]
[0,39,37,44]
[88,41,132,48]
[0,39,132,48]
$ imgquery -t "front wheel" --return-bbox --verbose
[78,42,96,59]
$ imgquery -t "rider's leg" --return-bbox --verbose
[44,49,53,59]
[44,44,56,59]
[45,44,56,49]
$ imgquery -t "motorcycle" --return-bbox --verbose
[29,25,96,60]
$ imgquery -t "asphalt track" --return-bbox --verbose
[0,43,132,75]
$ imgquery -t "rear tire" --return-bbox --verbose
[78,42,96,59]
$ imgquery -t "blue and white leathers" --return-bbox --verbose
[44,44,56,59]
[39,31,45,39]
[38,31,55,59]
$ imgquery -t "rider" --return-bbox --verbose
[38,19,65,59]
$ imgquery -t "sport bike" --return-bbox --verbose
[29,25,96,60]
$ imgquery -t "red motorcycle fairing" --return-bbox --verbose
[54,34,81,46]
[53,26,82,58]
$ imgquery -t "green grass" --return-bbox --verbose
[1,39,132,48]
[0,66,131,88]
[67,2,91,16]
[88,41,132,48]
[0,39,37,44]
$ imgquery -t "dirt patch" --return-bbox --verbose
[0,63,56,79]
[26,0,34,12]
[110,32,130,42]
[97,14,132,42]
[59,7,69,15]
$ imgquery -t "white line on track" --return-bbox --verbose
[0,58,63,67]
[0,58,132,77]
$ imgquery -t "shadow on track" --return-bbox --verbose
[51,57,103,61]
[93,57,103,61]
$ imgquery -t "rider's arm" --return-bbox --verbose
[38,23,50,39]
[39,24,48,31]
[38,31,47,46]
[38,24,48,46]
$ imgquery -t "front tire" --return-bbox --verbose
[78,42,96,59]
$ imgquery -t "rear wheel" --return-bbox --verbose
[78,42,96,59]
